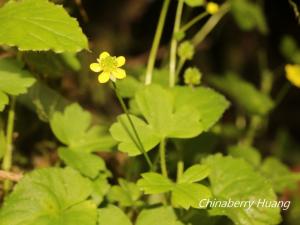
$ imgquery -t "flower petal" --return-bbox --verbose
[98,72,110,83]
[114,68,126,79]
[90,63,102,72]
[285,64,300,88]
[99,51,110,60]
[116,56,126,67]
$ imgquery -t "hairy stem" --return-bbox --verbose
[145,0,171,85]
[169,0,184,87]
[159,139,168,177]
[2,97,16,193]
[112,82,154,170]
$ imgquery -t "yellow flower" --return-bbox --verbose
[285,64,300,88]
[90,51,126,83]
[206,2,219,15]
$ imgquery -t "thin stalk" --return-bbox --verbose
[159,139,168,177]
[179,3,230,73]
[180,12,209,33]
[175,58,185,78]
[145,0,171,85]
[275,83,291,108]
[243,116,261,146]
[176,161,184,182]
[169,0,184,87]
[112,82,154,170]
[192,3,230,46]
[2,97,16,193]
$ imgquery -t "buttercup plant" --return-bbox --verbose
[0,0,300,225]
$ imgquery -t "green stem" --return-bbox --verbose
[180,12,209,33]
[112,82,154,170]
[275,83,291,108]
[175,58,185,78]
[192,3,230,46]
[169,0,184,87]
[179,3,230,72]
[159,139,168,177]
[2,97,16,193]
[145,0,171,85]
[243,116,261,146]
[176,161,184,182]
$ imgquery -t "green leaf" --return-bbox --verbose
[91,175,110,206]
[116,76,142,98]
[137,172,173,194]
[50,103,116,152]
[228,145,262,167]
[110,114,160,156]
[98,205,132,225]
[172,86,229,131]
[0,0,88,52]
[280,36,300,64]
[108,178,142,207]
[0,58,35,111]
[58,147,106,179]
[204,154,282,225]
[172,183,212,209]
[0,119,5,159]
[0,167,97,225]
[0,92,8,111]
[209,73,274,115]
[184,0,205,7]
[22,52,80,78]
[179,164,210,184]
[260,157,300,193]
[19,81,69,121]
[136,207,183,225]
[135,84,203,138]
[230,0,268,34]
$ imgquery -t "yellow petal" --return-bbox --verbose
[90,63,102,72]
[116,56,126,67]
[99,51,110,60]
[285,64,300,88]
[98,72,110,83]
[114,68,126,79]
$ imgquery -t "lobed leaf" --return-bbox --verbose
[0,58,36,111]
[137,172,173,194]
[0,167,97,225]
[136,207,183,225]
[58,147,106,179]
[98,205,132,225]
[0,0,88,52]
[50,103,116,153]
[204,154,282,225]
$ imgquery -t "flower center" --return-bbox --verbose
[100,56,118,72]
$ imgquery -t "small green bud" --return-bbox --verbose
[184,67,202,86]
[178,41,194,60]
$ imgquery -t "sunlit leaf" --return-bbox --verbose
[98,205,132,225]
[204,154,282,225]
[0,58,35,111]
[50,103,116,153]
[58,147,106,179]
[0,0,88,52]
[0,168,97,225]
